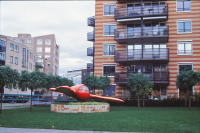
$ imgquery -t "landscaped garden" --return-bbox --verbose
[1,106,200,132]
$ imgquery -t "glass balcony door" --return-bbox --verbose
[127,3,141,16]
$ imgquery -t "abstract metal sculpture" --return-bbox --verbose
[50,84,124,102]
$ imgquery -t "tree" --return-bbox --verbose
[82,74,98,94]
[97,75,112,96]
[0,66,20,113]
[45,75,60,103]
[127,73,153,109]
[176,68,200,110]
[18,70,47,111]
[60,77,74,87]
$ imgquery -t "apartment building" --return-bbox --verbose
[10,34,59,76]
[88,0,200,98]
[0,35,37,94]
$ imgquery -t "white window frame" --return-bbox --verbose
[27,39,31,44]
[103,3,116,16]
[37,47,42,52]
[45,39,51,45]
[177,40,192,55]
[10,44,14,51]
[37,39,43,45]
[103,23,116,36]
[45,47,51,53]
[9,56,13,63]
[15,57,18,65]
[102,63,116,77]
[103,43,116,56]
[177,19,192,34]
[176,0,191,12]
[13,39,17,43]
[15,45,19,52]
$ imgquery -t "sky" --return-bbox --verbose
[0,1,95,76]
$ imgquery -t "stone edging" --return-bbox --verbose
[51,104,110,113]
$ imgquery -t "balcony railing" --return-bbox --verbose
[0,45,6,52]
[0,59,5,66]
[88,16,95,27]
[87,63,93,72]
[114,71,169,84]
[35,62,44,68]
[115,26,169,43]
[115,48,169,63]
[87,47,94,56]
[115,4,168,20]
[87,31,95,41]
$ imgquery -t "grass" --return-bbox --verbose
[1,107,200,132]
[52,102,109,105]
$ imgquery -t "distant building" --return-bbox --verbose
[10,34,59,76]
[0,33,60,95]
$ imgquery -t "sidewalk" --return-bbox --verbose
[0,127,141,133]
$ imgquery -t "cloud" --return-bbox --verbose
[0,1,95,76]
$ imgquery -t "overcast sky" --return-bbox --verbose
[0,1,95,76]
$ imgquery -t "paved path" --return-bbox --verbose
[0,127,142,133]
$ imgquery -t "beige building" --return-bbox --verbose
[0,33,60,95]
[11,34,60,76]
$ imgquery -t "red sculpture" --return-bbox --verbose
[50,84,124,102]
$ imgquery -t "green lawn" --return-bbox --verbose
[1,107,200,132]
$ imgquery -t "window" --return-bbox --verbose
[37,47,42,52]
[22,48,26,67]
[104,4,116,15]
[103,44,116,55]
[45,39,51,45]
[103,65,116,76]
[13,39,17,43]
[178,41,192,55]
[15,57,18,64]
[104,24,116,35]
[47,71,50,75]
[45,47,51,53]
[179,63,192,72]
[27,50,29,62]
[177,20,192,33]
[47,63,50,68]
[27,39,31,43]
[37,39,42,45]
[177,0,191,12]
[45,55,50,60]
[10,44,14,50]
[9,56,13,63]
[20,39,24,45]
[0,53,5,60]
[29,63,32,70]
[15,45,19,52]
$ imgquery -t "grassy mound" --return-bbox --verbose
[52,101,109,105]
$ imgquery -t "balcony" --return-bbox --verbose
[115,26,169,43]
[0,45,6,52]
[87,63,93,72]
[114,71,169,85]
[115,4,168,21]
[87,47,94,56]
[87,31,95,41]
[88,16,95,27]
[35,62,44,68]
[0,59,5,66]
[115,48,169,63]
